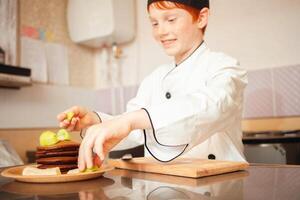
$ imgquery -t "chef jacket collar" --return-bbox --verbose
[175,40,207,68]
[162,41,208,80]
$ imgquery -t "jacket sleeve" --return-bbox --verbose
[144,65,248,151]
[111,75,154,151]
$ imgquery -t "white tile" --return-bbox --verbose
[243,69,274,118]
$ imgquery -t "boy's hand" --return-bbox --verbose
[76,109,150,170]
[57,106,101,131]
[78,116,131,171]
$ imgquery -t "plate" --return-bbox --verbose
[1,164,114,183]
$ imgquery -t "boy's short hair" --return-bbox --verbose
[148,1,202,22]
[147,0,209,21]
[147,0,210,33]
[148,0,209,11]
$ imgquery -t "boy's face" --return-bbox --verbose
[149,6,204,63]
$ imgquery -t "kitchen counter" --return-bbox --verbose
[243,130,300,144]
[0,164,300,200]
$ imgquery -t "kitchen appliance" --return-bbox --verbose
[0,46,5,64]
[0,64,31,88]
[67,0,135,47]
[0,140,23,168]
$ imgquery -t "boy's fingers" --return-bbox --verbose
[70,117,78,126]
[59,122,67,128]
[73,117,82,130]
[67,117,81,131]
[94,137,105,161]
[69,106,88,118]
[59,119,72,128]
[57,112,67,121]
[57,107,81,121]
[78,145,86,171]
[68,118,77,130]
[93,155,102,167]
[85,143,94,169]
[60,120,69,129]
[67,124,75,132]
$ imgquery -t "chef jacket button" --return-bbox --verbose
[208,154,216,160]
[165,92,171,99]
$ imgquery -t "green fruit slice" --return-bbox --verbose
[83,166,99,173]
[66,111,75,122]
[57,129,71,141]
[40,131,59,146]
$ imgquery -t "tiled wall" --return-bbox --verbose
[243,65,300,118]
[105,66,300,119]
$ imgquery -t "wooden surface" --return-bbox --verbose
[108,157,249,178]
[242,117,300,132]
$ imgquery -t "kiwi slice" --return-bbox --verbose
[40,131,59,146]
[57,129,71,141]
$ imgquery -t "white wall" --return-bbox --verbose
[206,0,300,70]
[0,84,138,129]
[0,85,100,128]
[95,0,300,88]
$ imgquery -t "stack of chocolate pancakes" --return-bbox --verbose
[36,140,80,173]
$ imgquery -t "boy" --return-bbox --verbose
[58,0,247,171]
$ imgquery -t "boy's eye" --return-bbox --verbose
[168,18,176,22]
[152,22,158,27]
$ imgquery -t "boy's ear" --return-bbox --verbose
[197,8,209,29]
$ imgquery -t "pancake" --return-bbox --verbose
[36,148,79,153]
[35,140,80,174]
[36,150,78,158]
[36,156,78,165]
[37,140,80,151]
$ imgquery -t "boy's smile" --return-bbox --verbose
[161,38,177,48]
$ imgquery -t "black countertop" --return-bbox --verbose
[243,130,300,144]
[1,164,300,200]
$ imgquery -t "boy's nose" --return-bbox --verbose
[157,25,169,36]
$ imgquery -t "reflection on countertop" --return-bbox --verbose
[1,164,300,200]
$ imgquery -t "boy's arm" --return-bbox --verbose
[78,109,151,170]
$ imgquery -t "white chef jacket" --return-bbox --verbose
[111,42,248,162]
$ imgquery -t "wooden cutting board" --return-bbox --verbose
[108,157,249,178]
